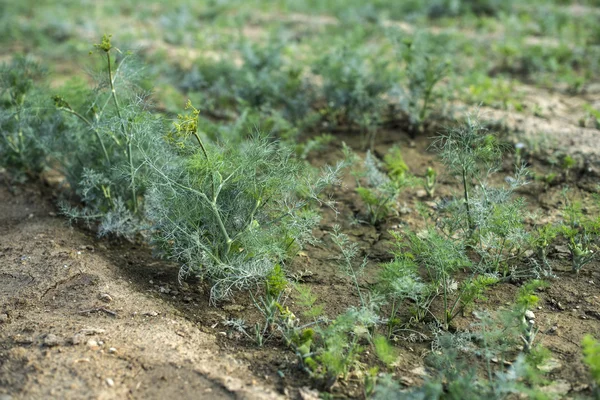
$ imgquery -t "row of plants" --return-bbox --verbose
[0,36,344,304]
[222,117,600,396]
[2,34,599,398]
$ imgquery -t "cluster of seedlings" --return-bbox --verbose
[1,6,600,395]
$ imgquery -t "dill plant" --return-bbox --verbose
[51,35,161,238]
[432,115,505,235]
[0,56,56,181]
[143,101,344,302]
[313,45,392,148]
[352,147,414,225]
[560,196,598,274]
[394,33,449,136]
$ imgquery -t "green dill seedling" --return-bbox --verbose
[330,225,368,307]
[561,154,575,178]
[529,224,559,272]
[377,251,435,332]
[145,101,345,302]
[294,284,325,322]
[395,34,449,137]
[432,115,504,235]
[405,228,483,330]
[560,196,598,274]
[0,56,53,180]
[353,149,416,225]
[313,45,391,148]
[383,146,409,182]
[582,335,600,392]
[424,166,437,198]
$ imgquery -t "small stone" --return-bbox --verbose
[0,313,8,323]
[557,302,566,311]
[143,311,159,317]
[415,189,428,198]
[554,245,570,254]
[106,378,114,387]
[14,335,33,344]
[223,305,245,312]
[98,293,113,303]
[87,339,99,348]
[70,334,84,345]
[524,310,535,320]
[108,347,117,354]
[538,358,562,373]
[183,296,192,303]
[44,334,61,347]
[80,328,105,335]
[410,366,427,377]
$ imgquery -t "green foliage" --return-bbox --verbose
[0,56,54,180]
[313,44,391,143]
[353,149,414,225]
[582,335,600,387]
[383,146,409,182]
[432,115,505,234]
[266,264,287,297]
[146,122,343,301]
[395,33,449,135]
[294,284,324,321]
[50,37,158,238]
[373,334,397,366]
[529,224,559,272]
[424,166,437,198]
[560,197,599,274]
[378,253,435,327]
[516,280,548,310]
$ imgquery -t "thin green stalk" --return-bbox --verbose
[106,51,137,214]
[462,166,474,233]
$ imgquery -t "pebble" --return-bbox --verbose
[0,313,8,323]
[44,334,61,347]
[525,310,535,320]
[538,358,562,373]
[415,189,428,198]
[108,347,117,354]
[70,334,84,345]
[87,339,99,348]
[106,378,114,387]
[98,293,113,303]
[143,311,159,317]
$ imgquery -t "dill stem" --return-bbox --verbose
[107,51,137,214]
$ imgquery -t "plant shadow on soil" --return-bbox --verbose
[1,128,599,399]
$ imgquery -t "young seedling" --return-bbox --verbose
[424,166,437,198]
[561,196,598,274]
[432,115,504,236]
[395,34,449,137]
[354,151,402,225]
